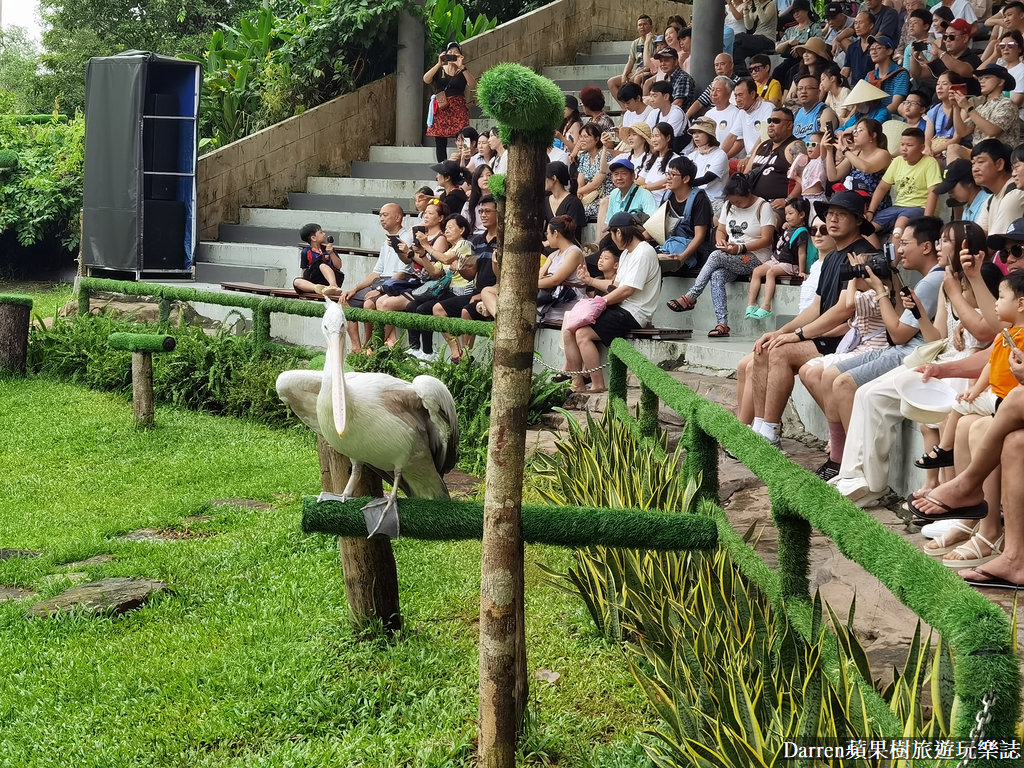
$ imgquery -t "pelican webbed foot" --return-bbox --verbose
[362,496,400,539]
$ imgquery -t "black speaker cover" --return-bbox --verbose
[142,200,186,270]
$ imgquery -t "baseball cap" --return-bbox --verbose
[933,159,973,195]
[988,217,1024,250]
[948,18,972,35]
[825,2,846,18]
[609,158,635,173]
[608,211,637,228]
[867,35,895,49]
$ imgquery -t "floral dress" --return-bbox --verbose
[577,150,613,218]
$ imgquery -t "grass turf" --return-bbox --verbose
[0,376,653,767]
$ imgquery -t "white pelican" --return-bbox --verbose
[276,299,459,537]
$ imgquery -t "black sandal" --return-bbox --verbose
[914,445,954,469]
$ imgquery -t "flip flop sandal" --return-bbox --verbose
[907,494,988,521]
[667,295,696,312]
[962,566,1024,590]
[707,324,730,338]
[942,532,1004,570]
[922,520,977,557]
[914,445,954,469]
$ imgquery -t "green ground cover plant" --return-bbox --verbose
[0,376,654,767]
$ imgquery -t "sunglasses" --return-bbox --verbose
[766,117,787,124]
[750,64,766,72]
[1008,243,1024,258]
[811,225,829,236]
[807,141,819,147]
[943,33,960,40]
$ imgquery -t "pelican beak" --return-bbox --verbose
[329,327,347,438]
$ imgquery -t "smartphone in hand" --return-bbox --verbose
[900,286,921,319]
[1003,328,1021,351]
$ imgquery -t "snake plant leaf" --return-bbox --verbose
[929,634,954,735]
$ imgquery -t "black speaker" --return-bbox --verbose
[142,200,186,270]
[144,94,180,174]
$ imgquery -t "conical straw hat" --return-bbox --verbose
[841,79,889,108]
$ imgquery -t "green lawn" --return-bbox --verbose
[0,376,654,767]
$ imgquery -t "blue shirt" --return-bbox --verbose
[794,102,826,141]
[605,185,659,224]
[870,65,910,109]
[845,40,873,85]
[964,190,992,223]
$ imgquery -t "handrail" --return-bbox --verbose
[76,277,494,345]
[606,337,1022,752]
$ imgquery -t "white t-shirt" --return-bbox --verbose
[617,241,662,326]
[1010,62,1024,120]
[721,197,776,263]
[375,227,415,276]
[622,106,652,129]
[947,0,977,23]
[646,104,688,139]
[705,104,741,145]
[637,152,679,203]
[729,100,775,156]
[491,152,508,174]
[548,144,570,164]
[687,146,730,200]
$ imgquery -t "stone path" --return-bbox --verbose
[29,577,169,618]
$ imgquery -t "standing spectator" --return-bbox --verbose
[723,78,776,160]
[733,0,779,75]
[774,0,823,88]
[665,173,776,337]
[608,15,655,95]
[866,35,910,115]
[423,42,476,163]
[746,108,799,211]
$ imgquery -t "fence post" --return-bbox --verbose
[639,384,658,440]
[253,304,271,349]
[772,494,811,604]
[681,409,719,503]
[77,286,90,316]
[609,352,627,403]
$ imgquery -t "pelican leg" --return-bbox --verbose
[316,461,362,505]
[362,470,401,539]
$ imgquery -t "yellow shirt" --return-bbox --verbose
[881,155,943,208]
[757,79,782,105]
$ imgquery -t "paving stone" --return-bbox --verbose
[61,555,116,569]
[0,549,43,560]
[119,528,214,542]
[28,577,169,618]
[210,498,273,510]
[0,585,36,602]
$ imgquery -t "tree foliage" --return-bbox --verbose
[0,27,43,115]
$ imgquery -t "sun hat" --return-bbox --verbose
[794,37,832,60]
[688,117,718,139]
[894,368,957,424]
[976,63,1017,91]
[812,190,874,235]
[841,79,889,108]
[627,121,652,141]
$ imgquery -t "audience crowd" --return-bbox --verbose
[295,4,1024,591]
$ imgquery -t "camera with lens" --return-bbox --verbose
[839,252,892,281]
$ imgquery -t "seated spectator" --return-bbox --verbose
[913,18,979,86]
[455,198,499,348]
[462,164,493,235]
[973,139,1024,240]
[616,83,653,140]
[746,197,811,319]
[580,85,615,135]
[293,222,343,297]
[685,117,730,214]
[902,9,936,71]
[837,80,891,130]
[979,0,1024,65]
[929,159,991,222]
[825,3,855,59]
[656,155,715,270]
[687,54,737,120]
[602,158,658,237]
[733,0,779,76]
[665,24,689,72]
[431,160,468,216]
[785,39,833,104]
[820,63,853,124]
[722,78,776,160]
[665,173,776,338]
[842,12,876,85]
[614,121,653,175]
[536,216,587,325]
[792,74,839,141]
[608,15,655,97]
[867,127,942,238]
[774,0,823,88]
[800,132,827,203]
[562,211,661,393]
[544,161,587,234]
[824,117,892,205]
[450,126,479,169]
[556,96,583,156]
[745,107,799,211]
[406,214,476,361]
[898,90,931,131]
[994,31,1024,120]
[576,245,620,298]
[748,54,783,107]
[575,123,613,217]
[473,131,496,169]
[866,0,901,40]
[412,186,435,222]
[697,76,740,144]
[637,122,680,202]
[341,204,414,351]
[488,127,508,173]
[376,199,449,345]
[643,47,698,111]
[865,35,909,115]
[925,73,970,158]
[949,65,1021,162]
[645,81,688,140]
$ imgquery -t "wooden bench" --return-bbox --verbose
[537,321,691,341]
[220,282,323,301]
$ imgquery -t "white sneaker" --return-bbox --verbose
[920,518,959,539]
[409,348,430,362]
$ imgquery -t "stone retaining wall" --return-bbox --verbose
[196,0,692,240]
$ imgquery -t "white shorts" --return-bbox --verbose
[952,388,999,417]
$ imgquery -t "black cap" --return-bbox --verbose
[934,159,974,195]
[825,2,846,18]
[988,217,1024,250]
[430,160,463,180]
[608,211,637,228]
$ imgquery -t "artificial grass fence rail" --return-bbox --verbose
[606,338,1023,755]
[76,278,494,346]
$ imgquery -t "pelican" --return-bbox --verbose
[275,299,459,537]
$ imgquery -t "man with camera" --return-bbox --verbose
[827,216,947,504]
[341,203,415,352]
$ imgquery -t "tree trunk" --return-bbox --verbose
[477,140,546,767]
[131,351,155,428]
[316,437,402,635]
[0,299,31,376]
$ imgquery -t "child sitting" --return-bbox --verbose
[745,197,810,320]
[293,222,344,297]
[785,140,808,199]
[577,245,620,297]
[800,132,827,204]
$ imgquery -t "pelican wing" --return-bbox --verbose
[276,369,324,436]
[411,375,459,476]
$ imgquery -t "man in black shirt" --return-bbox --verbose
[911,18,979,83]
[746,107,797,210]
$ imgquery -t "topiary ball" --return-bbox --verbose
[476,63,565,147]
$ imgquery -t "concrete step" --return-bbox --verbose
[193,261,288,287]
[198,241,299,267]
[217,222,362,248]
[306,176,429,199]
[289,192,393,215]
[548,84,617,105]
[350,160,442,181]
[369,145,439,163]
[543,63,623,80]
[574,52,628,65]
[589,40,634,55]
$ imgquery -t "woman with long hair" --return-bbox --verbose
[638,121,678,202]
[685,117,730,214]
[575,123,613,217]
[823,117,891,208]
[619,121,652,170]
[820,64,852,123]
[423,41,477,163]
[556,95,583,155]
[474,130,496,168]
[462,164,493,234]
[544,161,587,233]
[924,73,970,158]
[488,127,508,174]
[537,216,586,325]
[665,173,776,338]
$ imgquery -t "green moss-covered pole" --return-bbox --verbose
[0,294,33,376]
[475,64,564,767]
[108,333,177,428]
